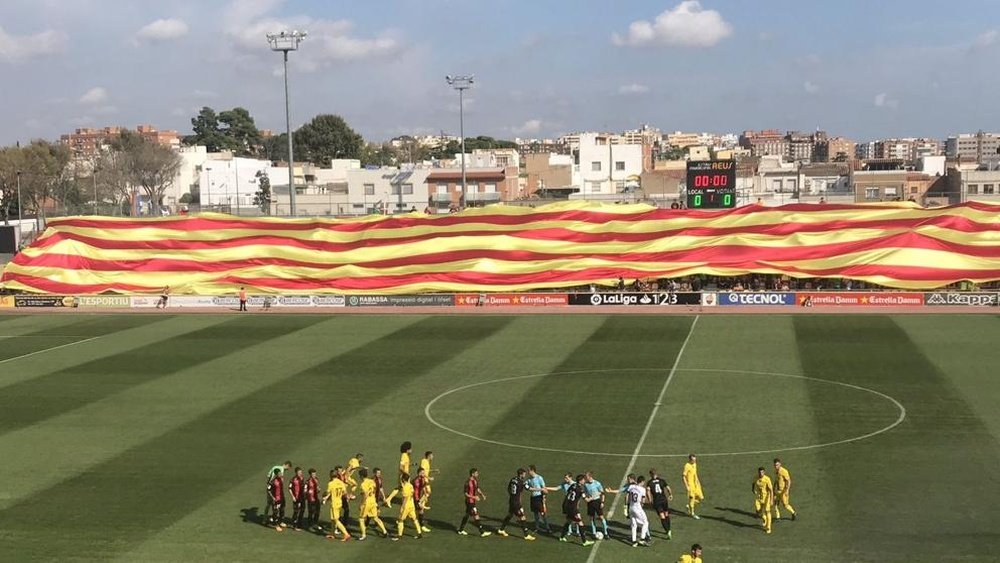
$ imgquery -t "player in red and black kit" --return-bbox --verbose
[289,467,305,530]
[267,469,285,532]
[373,467,387,505]
[560,474,593,546]
[305,468,321,531]
[648,468,674,539]
[457,468,492,537]
[499,468,536,541]
[413,468,432,533]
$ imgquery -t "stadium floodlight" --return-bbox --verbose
[266,30,307,216]
[446,74,474,209]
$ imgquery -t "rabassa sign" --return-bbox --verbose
[720,292,796,306]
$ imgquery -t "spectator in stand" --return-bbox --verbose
[617,277,626,292]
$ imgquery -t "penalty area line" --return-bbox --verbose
[586,315,699,562]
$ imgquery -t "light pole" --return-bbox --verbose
[16,171,22,224]
[446,74,474,208]
[267,30,307,217]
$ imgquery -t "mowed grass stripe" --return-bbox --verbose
[793,316,1000,561]
[0,315,231,390]
[0,314,167,361]
[0,316,513,561]
[0,315,326,438]
[120,315,609,562]
[0,315,389,512]
[895,316,1000,445]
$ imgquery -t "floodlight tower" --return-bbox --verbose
[266,30,307,216]
[446,75,474,208]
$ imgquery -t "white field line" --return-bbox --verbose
[586,315,699,562]
[0,336,102,366]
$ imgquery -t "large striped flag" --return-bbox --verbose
[2,201,999,295]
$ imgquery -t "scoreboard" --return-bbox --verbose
[686,159,736,209]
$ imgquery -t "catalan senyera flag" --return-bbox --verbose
[2,201,1000,295]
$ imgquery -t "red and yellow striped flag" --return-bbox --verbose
[2,201,1000,295]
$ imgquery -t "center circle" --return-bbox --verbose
[424,368,906,458]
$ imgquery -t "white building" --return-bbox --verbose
[345,167,432,215]
[200,155,271,211]
[571,132,643,199]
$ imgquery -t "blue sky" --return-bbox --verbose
[1,0,999,145]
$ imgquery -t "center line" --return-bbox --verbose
[586,315,699,562]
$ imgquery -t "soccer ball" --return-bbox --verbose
[594,531,604,540]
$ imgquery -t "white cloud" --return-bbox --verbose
[223,2,400,69]
[803,81,820,95]
[612,1,732,48]
[79,87,108,105]
[874,92,899,110]
[191,89,219,99]
[618,83,650,95]
[972,29,998,50]
[511,119,543,135]
[0,25,66,62]
[135,18,189,43]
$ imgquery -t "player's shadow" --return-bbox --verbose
[240,507,266,525]
[699,506,759,529]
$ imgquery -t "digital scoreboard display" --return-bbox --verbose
[686,160,737,209]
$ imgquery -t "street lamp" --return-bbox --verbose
[267,29,307,217]
[446,74,474,208]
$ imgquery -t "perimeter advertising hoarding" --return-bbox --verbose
[797,292,924,307]
[76,295,132,309]
[346,295,456,307]
[923,292,998,307]
[14,295,77,308]
[719,292,796,306]
[455,294,569,307]
[568,292,701,306]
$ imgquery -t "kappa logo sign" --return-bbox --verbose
[721,292,795,306]
[924,292,999,307]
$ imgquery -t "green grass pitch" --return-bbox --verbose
[0,313,998,562]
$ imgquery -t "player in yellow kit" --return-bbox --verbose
[399,442,413,482]
[357,468,388,541]
[678,543,703,563]
[322,466,354,541]
[683,454,704,519]
[773,458,797,520]
[385,473,423,540]
[752,467,774,534]
[419,451,437,509]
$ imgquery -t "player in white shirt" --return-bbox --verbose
[627,475,651,547]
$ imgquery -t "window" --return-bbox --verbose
[968,184,979,194]
[910,186,918,194]
[467,183,478,193]
[865,187,879,200]
[884,186,898,197]
[771,179,782,192]
[615,161,626,171]
[485,183,497,193]
[985,184,996,194]
[591,161,602,172]
[588,181,603,193]
[437,184,447,194]
[390,185,400,195]
[364,183,375,195]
